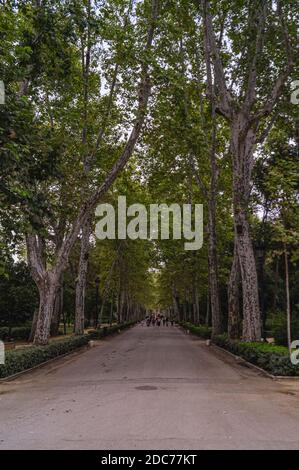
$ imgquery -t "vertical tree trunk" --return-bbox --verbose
[273,257,279,311]
[75,218,91,335]
[231,121,261,342]
[228,242,241,339]
[208,195,222,335]
[234,209,261,341]
[109,297,114,325]
[51,280,63,336]
[29,308,38,342]
[172,285,180,320]
[205,291,210,326]
[192,285,197,324]
[117,288,121,323]
[284,244,291,353]
[34,274,58,345]
[195,285,200,324]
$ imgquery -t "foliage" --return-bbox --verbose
[0,335,89,379]
[0,261,37,326]
[180,321,212,339]
[267,312,299,347]
[0,0,298,345]
[213,334,299,377]
[0,326,32,341]
[87,321,136,339]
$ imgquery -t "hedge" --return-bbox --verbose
[213,334,299,377]
[179,321,212,339]
[87,321,136,339]
[0,326,31,341]
[0,321,136,379]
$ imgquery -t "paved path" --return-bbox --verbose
[1,325,299,449]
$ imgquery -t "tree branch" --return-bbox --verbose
[188,154,209,199]
[201,0,233,120]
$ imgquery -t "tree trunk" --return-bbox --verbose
[208,195,222,335]
[75,218,91,335]
[172,285,180,320]
[109,297,114,325]
[236,211,261,341]
[231,119,261,341]
[284,244,291,353]
[195,285,200,324]
[205,291,210,326]
[34,274,58,345]
[29,308,38,342]
[228,242,241,339]
[273,257,279,311]
[51,280,63,336]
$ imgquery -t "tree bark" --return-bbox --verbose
[172,284,180,321]
[51,281,63,336]
[228,242,241,339]
[205,290,210,326]
[195,285,200,324]
[29,308,38,342]
[231,120,261,341]
[284,244,291,353]
[75,218,91,335]
[208,188,222,335]
[34,273,58,345]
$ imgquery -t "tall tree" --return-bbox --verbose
[198,0,295,340]
[25,0,159,344]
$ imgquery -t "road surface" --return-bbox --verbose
[1,324,299,450]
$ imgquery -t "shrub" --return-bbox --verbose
[180,321,212,339]
[0,327,9,341]
[0,325,31,341]
[0,335,89,378]
[87,321,136,339]
[213,334,299,376]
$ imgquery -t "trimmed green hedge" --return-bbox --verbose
[213,334,299,377]
[0,326,31,341]
[0,335,89,378]
[0,321,136,379]
[87,321,136,339]
[180,321,212,339]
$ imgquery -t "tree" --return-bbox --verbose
[0,0,159,345]
[197,0,295,340]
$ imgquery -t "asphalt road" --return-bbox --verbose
[1,324,299,450]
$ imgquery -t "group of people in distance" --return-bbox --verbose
[145,314,175,327]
